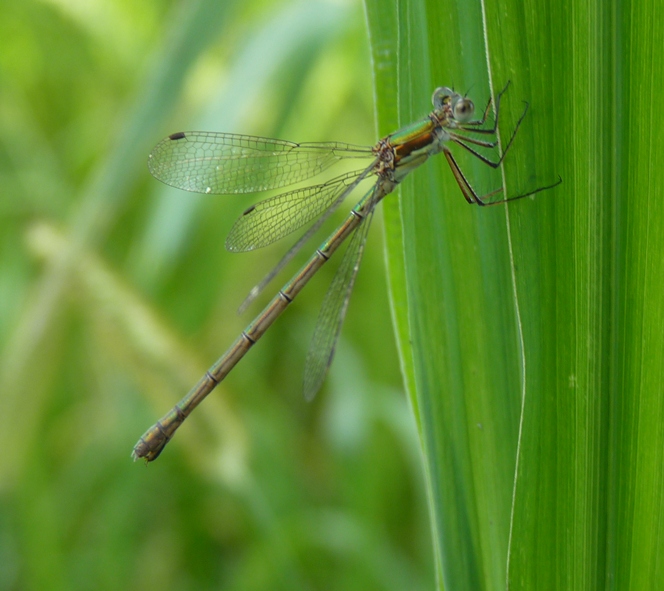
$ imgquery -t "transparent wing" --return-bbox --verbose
[235,159,380,313]
[225,170,368,252]
[303,202,375,402]
[148,131,372,195]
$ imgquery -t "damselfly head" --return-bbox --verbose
[432,87,475,122]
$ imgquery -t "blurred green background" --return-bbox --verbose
[0,0,434,589]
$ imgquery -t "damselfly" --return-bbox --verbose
[132,82,560,462]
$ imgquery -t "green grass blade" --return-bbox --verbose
[485,0,664,588]
[368,0,664,589]
[367,0,523,588]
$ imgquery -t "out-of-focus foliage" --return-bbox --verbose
[0,0,433,589]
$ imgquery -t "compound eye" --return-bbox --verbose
[432,87,454,110]
[453,98,475,122]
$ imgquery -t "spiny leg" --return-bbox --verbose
[443,147,562,207]
[450,100,530,168]
[456,80,512,134]
[477,175,562,207]
[443,148,499,205]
